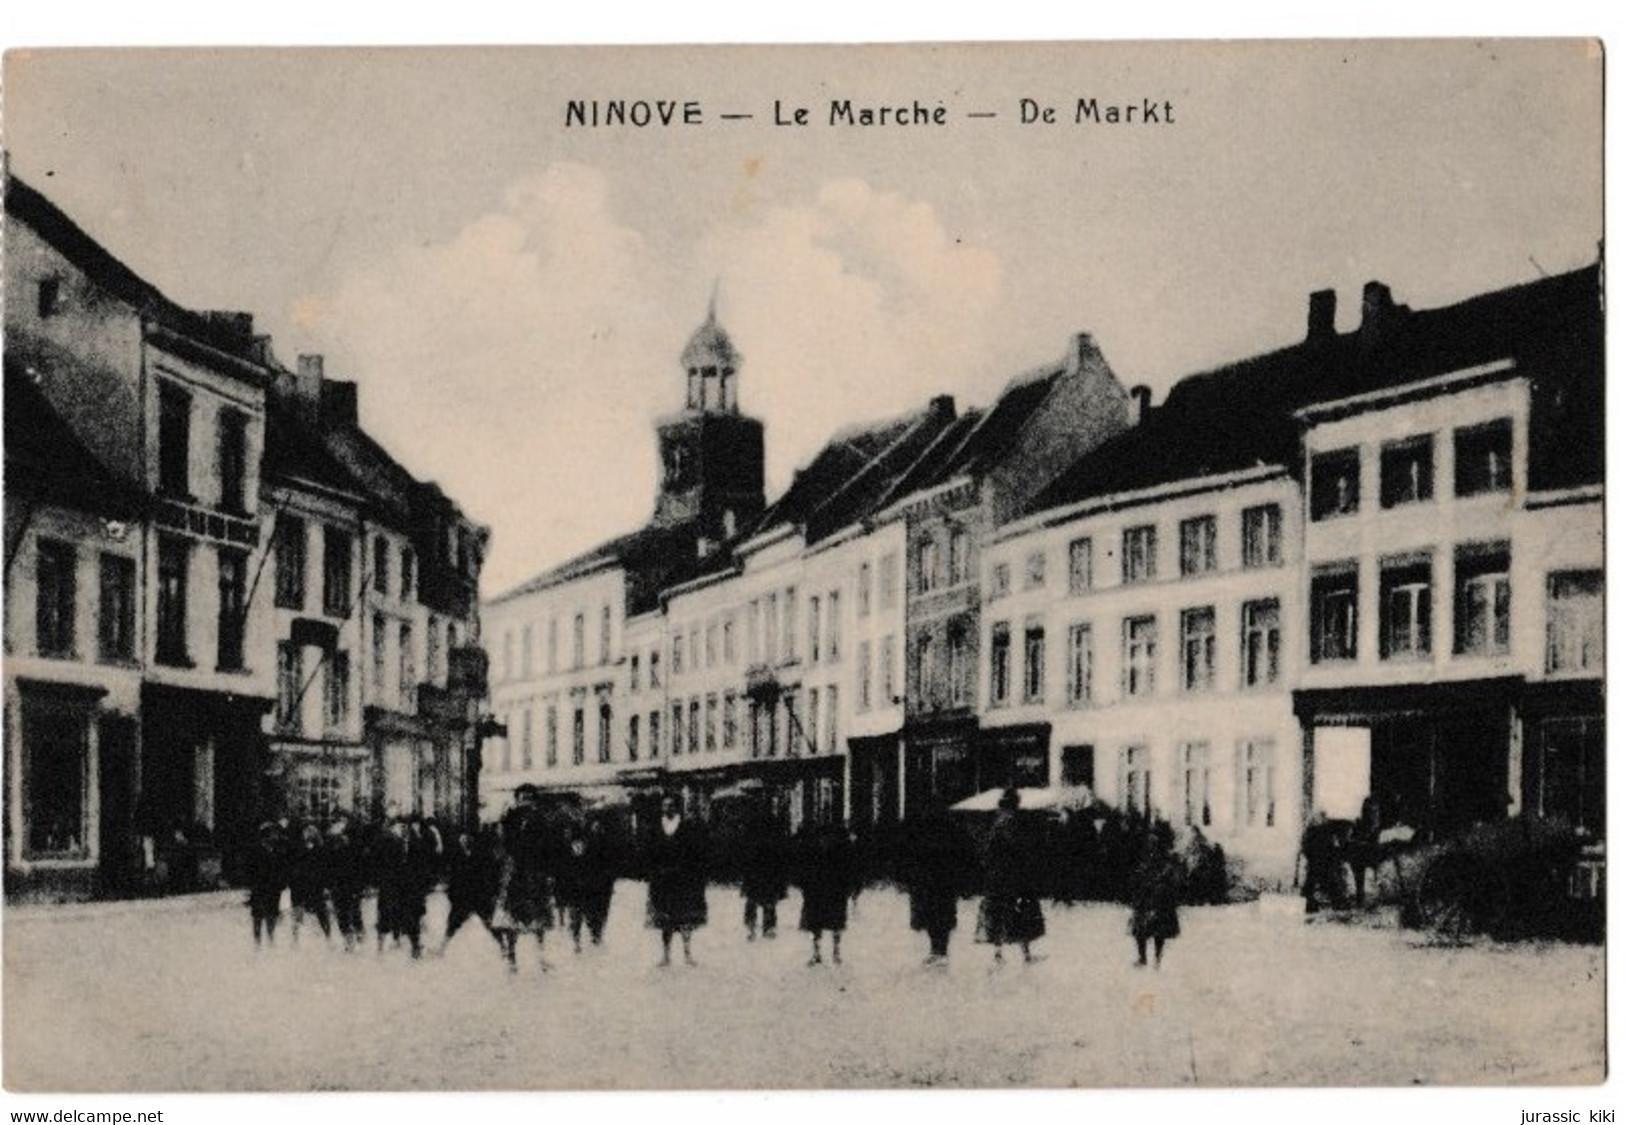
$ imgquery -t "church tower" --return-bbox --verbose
[651,301,766,539]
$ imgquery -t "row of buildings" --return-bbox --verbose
[4,176,490,899]
[485,264,1603,885]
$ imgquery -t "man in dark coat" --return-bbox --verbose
[374,818,433,958]
[437,827,502,956]
[902,800,976,965]
[645,795,709,967]
[492,786,558,973]
[975,789,1046,964]
[326,816,368,952]
[245,821,288,948]
[556,818,616,952]
[796,821,858,966]
[739,800,790,941]
[1130,820,1184,969]
[288,822,334,945]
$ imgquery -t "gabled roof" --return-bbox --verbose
[6,174,272,370]
[261,397,369,503]
[1030,263,1603,513]
[4,353,145,517]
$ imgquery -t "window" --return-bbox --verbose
[1547,570,1604,674]
[763,594,779,663]
[322,528,352,617]
[1380,436,1434,508]
[20,696,90,859]
[400,546,415,600]
[948,527,970,586]
[1454,418,1513,497]
[825,686,840,754]
[688,699,701,757]
[501,632,515,681]
[1123,525,1158,584]
[808,596,822,664]
[521,624,534,678]
[947,626,972,707]
[1123,616,1158,698]
[1022,623,1046,703]
[879,553,899,609]
[723,616,736,664]
[1380,556,1433,660]
[599,702,613,763]
[880,635,896,704]
[1310,448,1361,520]
[1455,542,1511,656]
[705,695,718,752]
[827,591,841,660]
[600,605,612,666]
[1176,607,1215,692]
[858,641,873,710]
[98,554,136,662]
[989,623,1012,707]
[157,382,192,497]
[1311,565,1358,663]
[916,537,940,594]
[648,710,661,760]
[276,642,302,729]
[1061,745,1095,789]
[1066,623,1093,707]
[37,277,61,318]
[649,650,661,688]
[274,516,306,609]
[807,688,821,755]
[35,539,76,658]
[690,626,701,671]
[218,409,249,514]
[573,706,586,765]
[630,653,641,693]
[1179,517,1217,577]
[546,706,559,767]
[724,693,738,748]
[547,618,558,673]
[990,562,1011,600]
[373,615,391,693]
[156,536,190,666]
[628,714,641,763]
[1238,739,1276,828]
[1242,504,1282,569]
[746,600,760,663]
[369,535,388,597]
[398,623,415,709]
[572,613,586,669]
[783,690,801,756]
[916,632,936,706]
[1025,550,1047,590]
[324,652,350,731]
[520,709,534,770]
[857,562,872,617]
[426,618,442,684]
[784,588,798,661]
[1240,599,1281,687]
[1120,746,1152,816]
[1068,537,1093,594]
[1181,742,1212,827]
[216,549,248,670]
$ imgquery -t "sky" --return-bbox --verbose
[1,40,1604,596]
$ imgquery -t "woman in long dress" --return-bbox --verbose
[796,821,857,966]
[645,796,708,967]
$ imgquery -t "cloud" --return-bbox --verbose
[295,169,1006,593]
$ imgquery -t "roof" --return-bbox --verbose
[679,308,740,371]
[4,354,145,517]
[752,396,959,545]
[6,174,272,371]
[1030,263,1603,514]
[261,397,369,502]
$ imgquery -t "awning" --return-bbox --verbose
[951,785,1094,813]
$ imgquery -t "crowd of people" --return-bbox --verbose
[244,787,1206,973]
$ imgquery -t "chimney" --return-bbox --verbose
[1360,281,1395,332]
[1306,289,1337,340]
[929,394,956,419]
[1128,384,1153,424]
[295,354,324,410]
[1065,332,1102,378]
[321,380,359,428]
